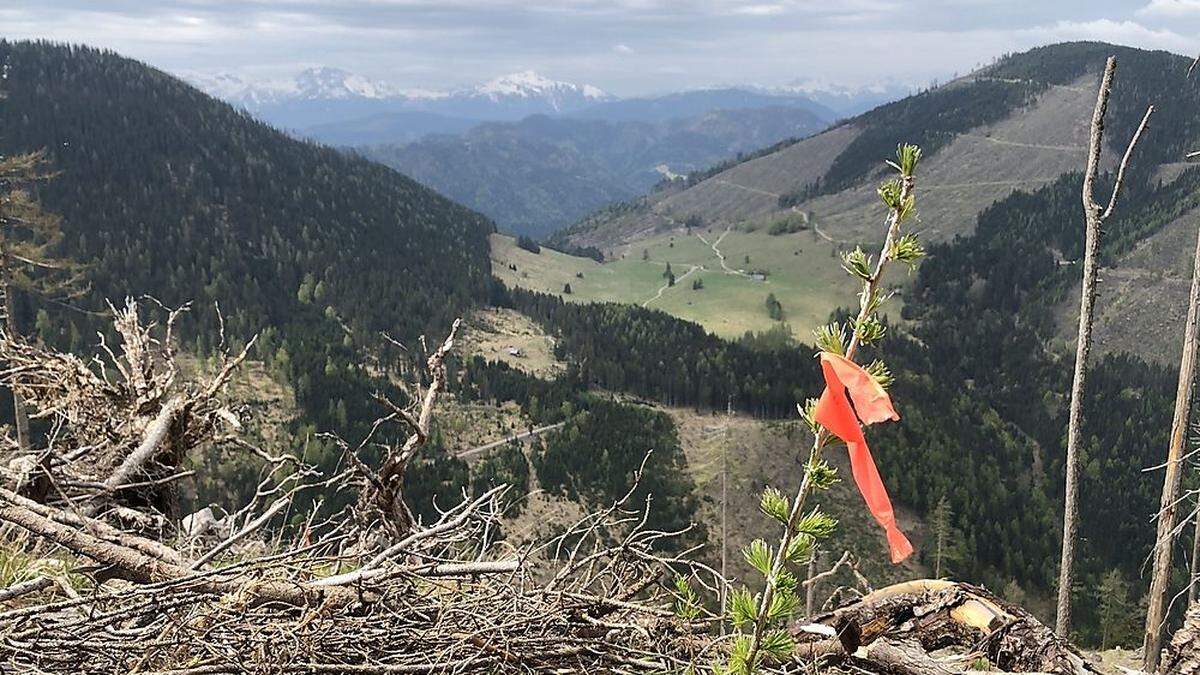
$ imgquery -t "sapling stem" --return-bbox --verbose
[740,159,918,673]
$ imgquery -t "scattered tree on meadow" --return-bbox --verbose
[764,293,783,321]
[516,235,541,254]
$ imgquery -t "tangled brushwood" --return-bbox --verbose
[0,299,1112,674]
[0,299,717,673]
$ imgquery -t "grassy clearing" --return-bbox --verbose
[460,307,566,380]
[493,230,907,339]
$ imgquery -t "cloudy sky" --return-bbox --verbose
[3,0,1200,95]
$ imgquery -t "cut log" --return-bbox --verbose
[791,580,1097,675]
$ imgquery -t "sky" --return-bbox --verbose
[3,1,1200,96]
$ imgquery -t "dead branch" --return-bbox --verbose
[355,318,461,539]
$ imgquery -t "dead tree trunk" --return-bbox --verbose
[356,319,460,538]
[1145,221,1200,672]
[2,277,30,459]
[1192,494,1200,607]
[1057,55,1153,638]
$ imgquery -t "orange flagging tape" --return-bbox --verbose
[812,352,912,563]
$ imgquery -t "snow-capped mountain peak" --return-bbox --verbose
[293,67,392,100]
[182,66,612,127]
[474,70,610,102]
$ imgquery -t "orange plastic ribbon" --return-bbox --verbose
[812,352,913,563]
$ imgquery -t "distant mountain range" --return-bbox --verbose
[184,67,901,141]
[184,67,615,132]
[182,67,906,236]
[358,105,829,237]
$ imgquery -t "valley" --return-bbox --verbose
[493,225,906,338]
[4,33,1200,672]
[452,307,930,590]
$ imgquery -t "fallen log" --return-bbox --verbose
[0,492,358,608]
[792,580,1097,675]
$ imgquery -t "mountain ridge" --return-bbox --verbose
[359,105,830,237]
[185,66,877,143]
[555,41,1186,252]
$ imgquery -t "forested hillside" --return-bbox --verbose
[0,41,707,540]
[0,40,497,484]
[360,106,828,238]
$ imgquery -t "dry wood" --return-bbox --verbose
[0,299,1105,674]
[796,580,1097,675]
[1163,603,1200,675]
[356,318,461,538]
[1057,54,1153,638]
[1147,218,1200,672]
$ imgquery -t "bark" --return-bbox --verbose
[1163,603,1200,675]
[795,580,1097,675]
[1193,500,1200,607]
[3,282,30,461]
[1057,55,1153,639]
[1147,210,1200,674]
[1057,56,1115,638]
[0,492,358,608]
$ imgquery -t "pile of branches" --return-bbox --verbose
[0,484,713,673]
[0,299,1104,674]
[0,300,713,673]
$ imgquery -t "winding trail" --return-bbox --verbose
[922,178,1061,190]
[812,221,849,245]
[712,179,781,199]
[643,264,700,307]
[976,76,1091,93]
[696,225,753,278]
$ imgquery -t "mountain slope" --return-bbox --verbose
[0,40,495,442]
[303,111,482,146]
[564,42,1197,252]
[543,42,1200,362]
[558,72,1099,252]
[360,106,829,238]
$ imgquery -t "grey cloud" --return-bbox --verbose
[2,0,1197,95]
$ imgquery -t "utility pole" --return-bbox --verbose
[1144,220,1200,672]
